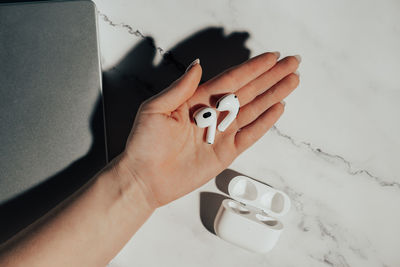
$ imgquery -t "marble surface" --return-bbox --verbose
[93,0,400,266]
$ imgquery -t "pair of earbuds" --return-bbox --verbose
[193,94,240,144]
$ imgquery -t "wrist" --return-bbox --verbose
[111,153,159,212]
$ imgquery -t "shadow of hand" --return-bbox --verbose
[103,27,250,159]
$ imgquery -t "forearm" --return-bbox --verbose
[0,154,155,267]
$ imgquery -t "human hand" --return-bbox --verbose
[116,52,300,208]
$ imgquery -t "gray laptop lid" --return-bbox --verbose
[0,0,107,240]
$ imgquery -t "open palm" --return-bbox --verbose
[119,52,300,207]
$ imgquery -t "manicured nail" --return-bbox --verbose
[280,100,286,107]
[185,58,200,73]
[272,51,281,59]
[294,55,302,63]
[294,70,300,77]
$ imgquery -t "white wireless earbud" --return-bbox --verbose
[216,94,240,132]
[193,107,217,144]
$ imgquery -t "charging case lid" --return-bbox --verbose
[228,176,291,217]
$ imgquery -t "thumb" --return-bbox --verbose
[146,59,202,113]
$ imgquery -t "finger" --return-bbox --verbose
[201,52,280,95]
[236,55,300,107]
[144,59,202,113]
[235,73,299,129]
[234,102,284,153]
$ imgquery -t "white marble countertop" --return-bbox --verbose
[93,0,400,266]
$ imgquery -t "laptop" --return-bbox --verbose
[0,0,107,241]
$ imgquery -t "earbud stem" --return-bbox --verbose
[218,113,236,132]
[207,123,216,144]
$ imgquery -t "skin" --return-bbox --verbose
[0,52,300,266]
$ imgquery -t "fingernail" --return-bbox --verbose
[280,100,286,107]
[294,70,300,77]
[185,58,200,73]
[294,55,302,63]
[272,51,281,59]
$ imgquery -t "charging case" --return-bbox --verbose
[213,175,291,253]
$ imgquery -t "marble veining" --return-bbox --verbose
[271,126,400,189]
[98,13,154,51]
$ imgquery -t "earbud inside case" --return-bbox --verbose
[213,175,291,253]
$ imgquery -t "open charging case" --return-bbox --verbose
[213,175,291,253]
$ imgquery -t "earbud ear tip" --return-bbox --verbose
[193,117,197,125]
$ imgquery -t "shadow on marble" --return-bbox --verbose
[103,27,251,159]
[199,192,229,234]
